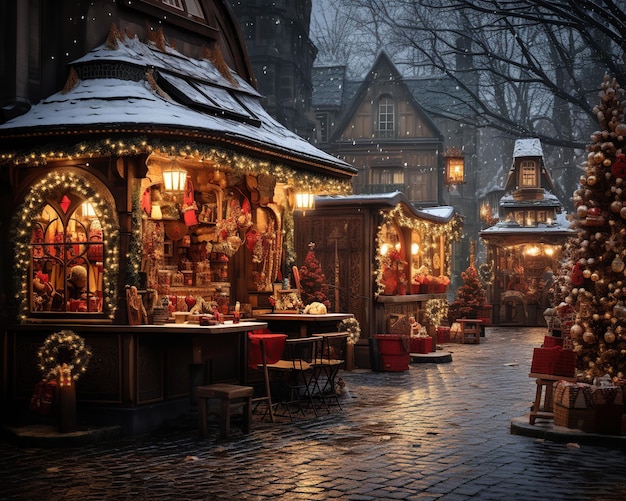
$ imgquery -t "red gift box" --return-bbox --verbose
[436,327,450,343]
[410,336,432,354]
[543,336,564,348]
[531,346,576,377]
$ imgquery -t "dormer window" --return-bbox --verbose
[520,160,538,187]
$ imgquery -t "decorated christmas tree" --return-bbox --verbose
[556,75,626,380]
[298,242,331,308]
[448,264,488,322]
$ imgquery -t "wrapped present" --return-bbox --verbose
[543,336,564,348]
[553,381,595,431]
[436,326,450,343]
[410,336,432,354]
[530,346,576,377]
[590,385,623,406]
[553,403,595,431]
[554,381,593,408]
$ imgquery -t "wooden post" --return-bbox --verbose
[57,365,77,433]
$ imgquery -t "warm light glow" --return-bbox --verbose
[444,147,465,187]
[525,245,540,256]
[545,247,554,256]
[411,243,419,255]
[394,242,401,251]
[162,159,187,192]
[294,192,315,212]
[381,243,390,256]
[81,202,97,218]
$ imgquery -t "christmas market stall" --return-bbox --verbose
[0,3,355,435]
[294,192,462,368]
[480,138,575,326]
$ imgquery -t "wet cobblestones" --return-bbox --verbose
[2,327,626,500]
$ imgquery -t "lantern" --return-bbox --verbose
[161,159,188,193]
[294,192,315,214]
[444,147,465,188]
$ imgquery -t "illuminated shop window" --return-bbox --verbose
[520,160,538,187]
[30,195,104,313]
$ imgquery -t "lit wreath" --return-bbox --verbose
[37,330,92,381]
[338,317,361,346]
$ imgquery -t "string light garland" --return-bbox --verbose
[11,170,120,321]
[37,330,92,381]
[0,136,354,195]
[424,298,449,327]
[374,206,463,297]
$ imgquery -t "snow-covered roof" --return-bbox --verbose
[499,191,562,209]
[315,191,457,223]
[0,35,356,176]
[480,212,574,240]
[513,138,543,158]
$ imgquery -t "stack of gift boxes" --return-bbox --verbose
[531,334,626,435]
[553,379,624,435]
[530,335,576,377]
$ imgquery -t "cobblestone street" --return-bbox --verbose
[2,326,626,500]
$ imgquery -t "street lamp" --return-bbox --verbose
[294,191,315,215]
[161,158,187,193]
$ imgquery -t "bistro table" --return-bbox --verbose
[253,313,354,338]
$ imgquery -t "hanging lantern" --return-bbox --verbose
[294,192,315,214]
[444,147,465,189]
[161,159,188,192]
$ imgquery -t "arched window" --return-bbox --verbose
[31,196,104,313]
[377,95,395,138]
[14,169,119,321]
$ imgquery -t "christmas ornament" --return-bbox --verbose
[571,263,584,286]
[570,324,583,338]
[612,255,625,273]
[605,329,616,343]
[612,153,626,178]
[582,330,596,343]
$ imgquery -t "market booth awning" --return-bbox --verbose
[0,30,356,185]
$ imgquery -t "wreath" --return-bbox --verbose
[338,317,361,346]
[37,330,92,381]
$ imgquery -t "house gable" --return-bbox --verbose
[330,51,441,143]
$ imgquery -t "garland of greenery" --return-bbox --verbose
[37,330,92,381]
[338,317,361,345]
[0,136,353,196]
[126,185,143,286]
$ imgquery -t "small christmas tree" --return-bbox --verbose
[556,75,626,380]
[448,264,488,322]
[299,242,331,308]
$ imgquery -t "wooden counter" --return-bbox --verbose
[5,321,267,435]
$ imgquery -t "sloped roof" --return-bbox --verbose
[316,191,456,223]
[313,61,478,123]
[0,34,356,177]
[328,50,441,143]
[503,138,556,193]
[312,66,347,109]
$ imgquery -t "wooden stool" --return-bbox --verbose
[457,319,481,344]
[528,373,576,424]
[197,383,254,438]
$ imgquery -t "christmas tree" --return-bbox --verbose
[556,75,626,380]
[448,264,487,322]
[298,242,331,308]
